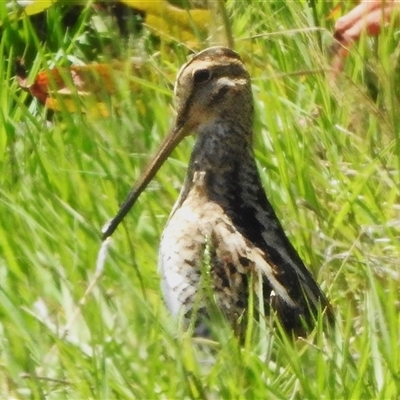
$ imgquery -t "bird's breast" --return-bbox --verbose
[158,177,223,315]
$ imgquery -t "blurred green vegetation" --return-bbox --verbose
[0,1,399,398]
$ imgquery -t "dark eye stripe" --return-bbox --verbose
[211,85,230,103]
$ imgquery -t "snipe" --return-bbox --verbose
[103,46,333,336]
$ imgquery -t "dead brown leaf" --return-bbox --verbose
[16,61,143,116]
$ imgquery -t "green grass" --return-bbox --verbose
[1,0,400,398]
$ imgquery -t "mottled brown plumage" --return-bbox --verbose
[103,46,333,336]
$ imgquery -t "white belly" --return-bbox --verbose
[158,196,218,317]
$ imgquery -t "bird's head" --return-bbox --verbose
[173,46,252,136]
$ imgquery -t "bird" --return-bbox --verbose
[102,46,333,337]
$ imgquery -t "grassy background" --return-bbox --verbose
[1,0,399,398]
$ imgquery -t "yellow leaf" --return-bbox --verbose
[6,0,55,17]
[119,0,209,47]
[45,97,110,117]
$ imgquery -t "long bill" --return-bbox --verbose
[102,121,189,240]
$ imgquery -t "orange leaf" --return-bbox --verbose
[17,61,143,115]
[327,4,343,21]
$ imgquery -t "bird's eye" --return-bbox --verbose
[193,69,211,84]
